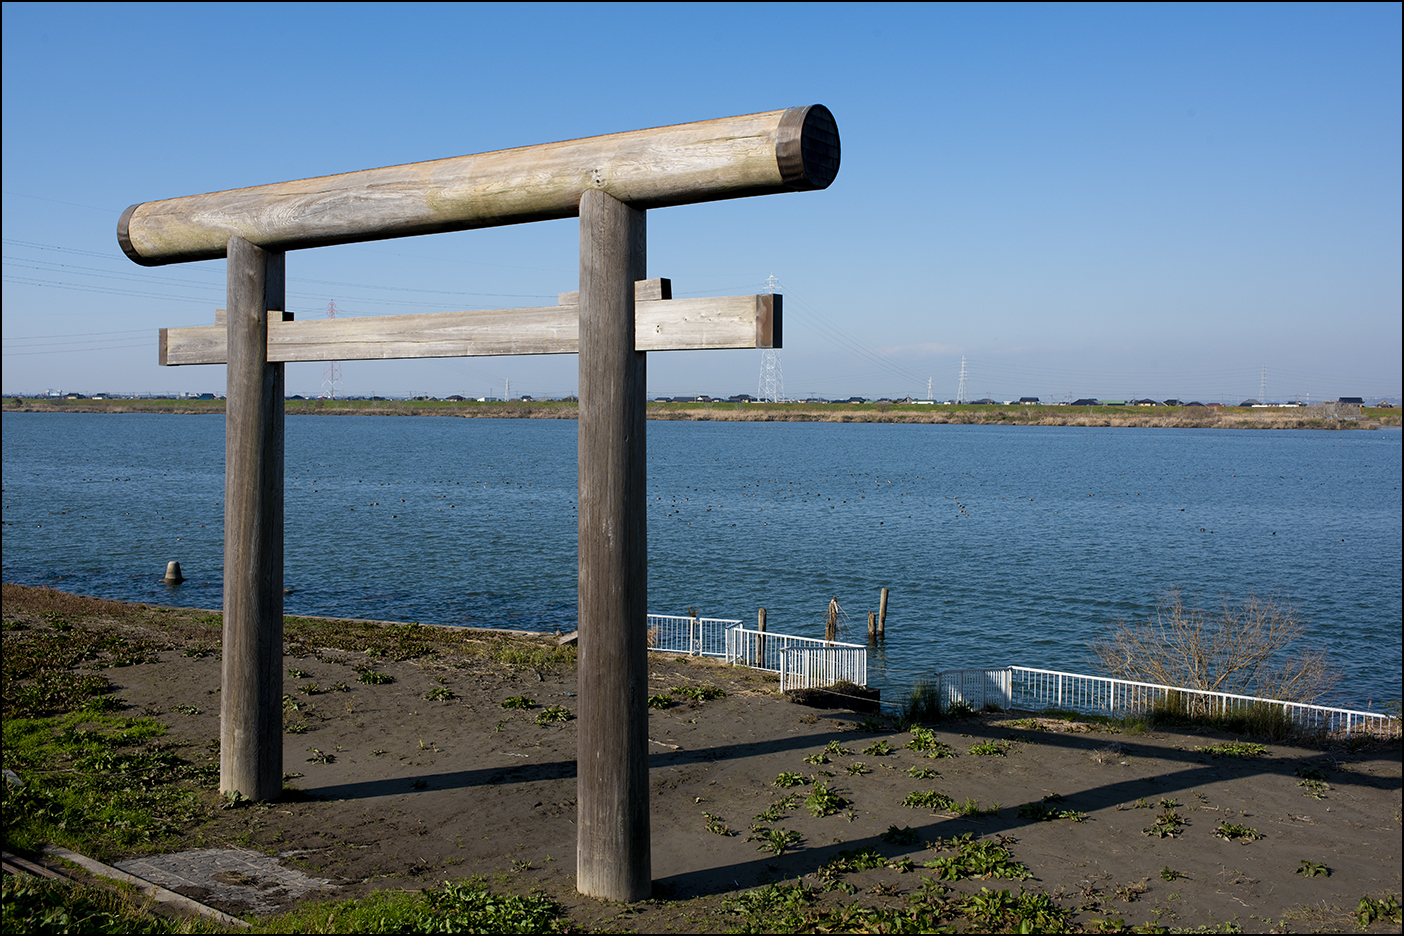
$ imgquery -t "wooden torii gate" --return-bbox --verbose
[119,105,839,901]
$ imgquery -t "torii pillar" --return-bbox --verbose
[576,190,650,899]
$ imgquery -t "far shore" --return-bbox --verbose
[6,397,1399,429]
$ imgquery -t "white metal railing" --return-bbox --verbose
[646,614,741,657]
[725,626,868,690]
[932,666,1399,740]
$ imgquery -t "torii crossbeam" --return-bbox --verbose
[121,105,838,902]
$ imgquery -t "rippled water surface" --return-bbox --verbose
[3,413,1399,709]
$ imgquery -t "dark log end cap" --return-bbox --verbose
[777,105,840,191]
[117,204,160,266]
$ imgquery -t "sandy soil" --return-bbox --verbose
[91,635,1402,932]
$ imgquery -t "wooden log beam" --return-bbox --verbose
[575,190,651,901]
[119,105,839,266]
[219,236,284,803]
[159,293,780,364]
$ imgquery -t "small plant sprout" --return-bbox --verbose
[423,685,453,701]
[823,740,853,756]
[1296,859,1329,877]
[501,695,535,709]
[356,668,394,685]
[1160,867,1185,881]
[862,739,892,756]
[907,765,940,779]
[534,705,573,725]
[748,826,802,855]
[881,825,921,845]
[773,772,808,788]
[844,761,870,776]
[805,782,849,817]
[646,693,675,709]
[287,668,311,679]
[907,726,956,758]
[1143,806,1186,838]
[1214,822,1263,842]
[802,751,829,765]
[1016,794,1086,822]
[702,812,735,836]
[968,739,1013,757]
[670,684,724,701]
[903,790,957,811]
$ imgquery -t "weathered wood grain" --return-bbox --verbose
[119,106,839,266]
[160,294,779,365]
[220,236,285,803]
[558,277,670,306]
[575,190,651,902]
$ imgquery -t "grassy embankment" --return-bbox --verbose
[6,396,1399,428]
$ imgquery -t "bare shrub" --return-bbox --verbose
[1089,590,1338,705]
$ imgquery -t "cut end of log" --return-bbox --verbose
[777,105,841,191]
[117,204,158,265]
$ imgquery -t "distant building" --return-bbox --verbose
[1018,396,1039,405]
[1070,398,1099,407]
[1238,399,1261,407]
[1337,397,1364,405]
[1134,399,1159,406]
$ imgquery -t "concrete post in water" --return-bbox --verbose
[164,561,184,584]
[878,587,889,640]
[575,189,650,903]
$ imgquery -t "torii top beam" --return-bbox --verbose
[118,105,839,266]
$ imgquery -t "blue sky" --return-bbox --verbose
[3,2,1400,402]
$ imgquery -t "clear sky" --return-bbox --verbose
[3,2,1400,403]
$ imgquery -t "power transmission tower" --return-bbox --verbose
[927,377,933,401]
[956,356,967,404]
[757,273,785,402]
[320,301,342,399]
[1260,364,1266,404]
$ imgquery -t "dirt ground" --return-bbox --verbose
[87,633,1402,933]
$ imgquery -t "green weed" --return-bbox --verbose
[501,695,535,709]
[1214,822,1263,842]
[534,705,573,725]
[903,789,957,811]
[1296,859,1329,877]
[773,771,809,788]
[805,782,849,817]
[1196,741,1268,758]
[1016,794,1086,822]
[968,739,1013,756]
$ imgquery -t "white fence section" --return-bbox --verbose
[933,666,1399,740]
[725,626,868,691]
[646,614,741,658]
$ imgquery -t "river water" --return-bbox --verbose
[3,413,1399,710]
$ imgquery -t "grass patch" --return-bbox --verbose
[1,711,212,860]
[1196,741,1268,758]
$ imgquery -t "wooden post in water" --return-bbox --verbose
[575,190,650,902]
[868,611,876,642]
[878,587,889,640]
[220,235,285,802]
